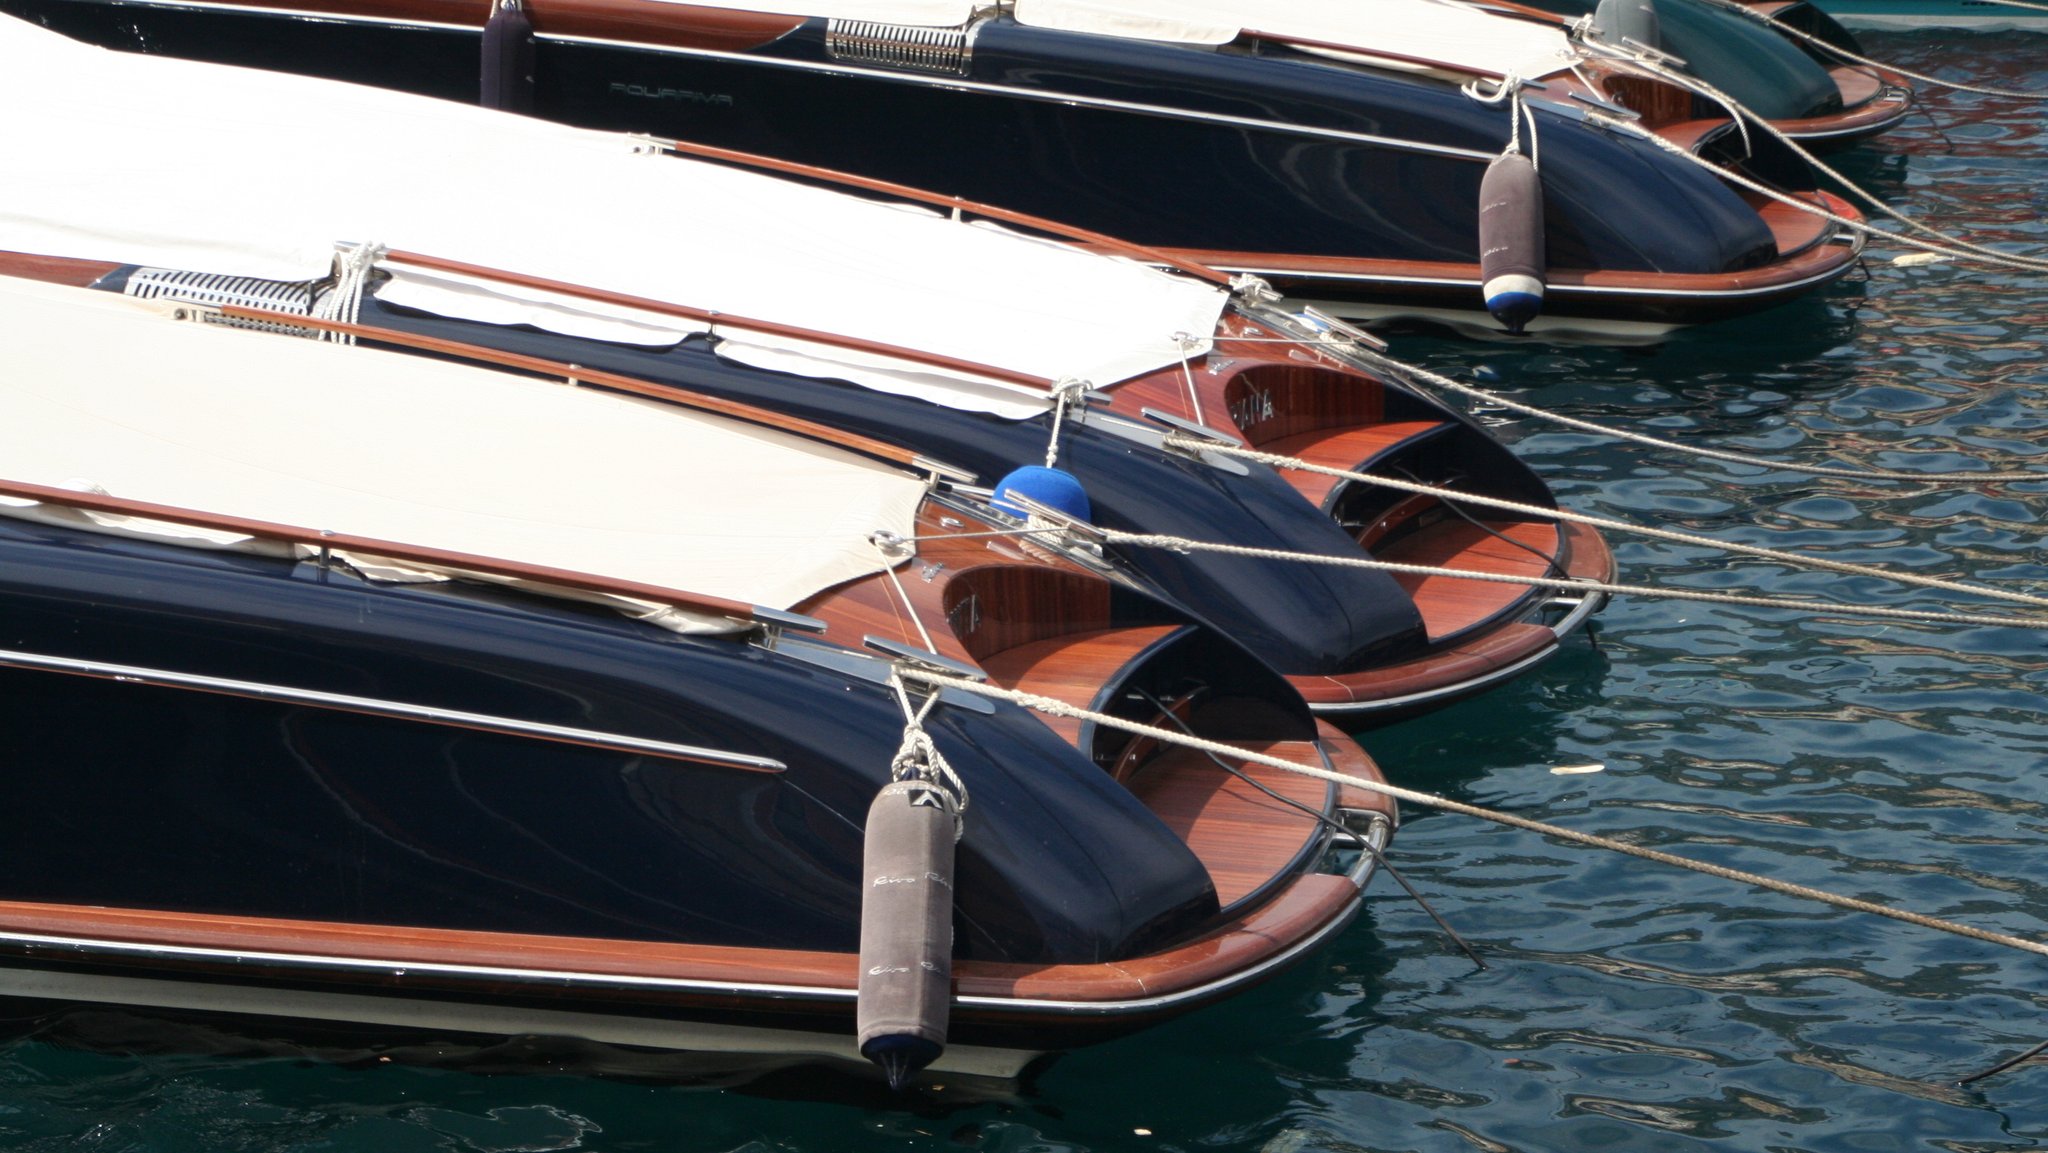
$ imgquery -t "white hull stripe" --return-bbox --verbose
[0,965,1037,1077]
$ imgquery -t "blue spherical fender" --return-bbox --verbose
[1478,151,1548,336]
[992,465,1092,521]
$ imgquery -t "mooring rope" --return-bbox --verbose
[1155,434,2048,612]
[886,672,969,838]
[1692,0,2048,100]
[1077,524,2047,630]
[1172,333,1206,425]
[899,668,2048,961]
[311,241,380,345]
[1462,73,1545,170]
[870,531,940,655]
[1333,344,2045,484]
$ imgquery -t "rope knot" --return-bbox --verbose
[888,674,970,839]
[313,241,384,343]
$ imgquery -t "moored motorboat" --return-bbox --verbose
[0,13,1615,721]
[1494,0,1913,143]
[0,0,1867,338]
[0,272,1398,1083]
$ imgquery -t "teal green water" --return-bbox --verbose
[5,32,2048,1153]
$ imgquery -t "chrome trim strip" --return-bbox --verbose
[0,649,788,771]
[1307,642,1564,715]
[541,34,1500,163]
[0,967,1037,1077]
[1341,814,1395,886]
[1545,580,1608,641]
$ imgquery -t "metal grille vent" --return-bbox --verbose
[825,19,972,75]
[123,267,324,337]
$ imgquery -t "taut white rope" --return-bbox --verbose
[1082,526,2048,630]
[1339,346,2045,484]
[904,669,2048,959]
[1159,434,2048,612]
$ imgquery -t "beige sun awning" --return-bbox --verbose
[0,278,929,632]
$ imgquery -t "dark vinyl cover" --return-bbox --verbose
[0,517,1222,964]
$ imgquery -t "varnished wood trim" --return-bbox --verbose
[0,868,1363,1007]
[0,250,118,287]
[531,0,804,51]
[1322,719,1397,824]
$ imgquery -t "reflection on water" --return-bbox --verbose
[4,28,2048,1153]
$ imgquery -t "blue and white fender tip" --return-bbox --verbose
[1482,275,1545,334]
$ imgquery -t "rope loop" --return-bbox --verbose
[1462,74,1535,163]
[312,241,382,344]
[887,672,969,838]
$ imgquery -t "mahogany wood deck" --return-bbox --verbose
[975,625,1180,748]
[1379,519,1563,640]
[1290,521,1610,708]
[1255,420,1449,510]
[1125,743,1325,906]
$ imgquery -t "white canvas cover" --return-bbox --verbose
[0,16,1226,418]
[0,278,929,633]
[1013,0,1577,80]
